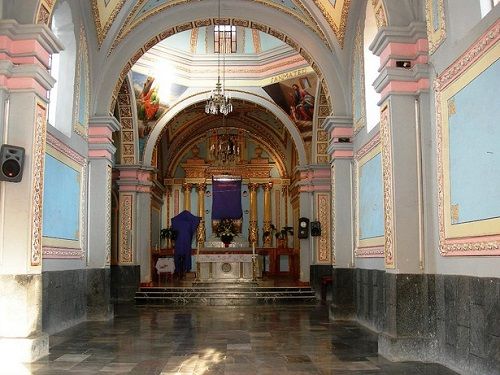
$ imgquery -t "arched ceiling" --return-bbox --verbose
[158,99,291,176]
[91,0,351,50]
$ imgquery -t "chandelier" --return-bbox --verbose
[205,0,233,115]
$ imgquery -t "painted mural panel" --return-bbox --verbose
[448,59,500,224]
[132,70,188,159]
[262,71,317,138]
[42,154,81,241]
[359,153,384,240]
[436,26,500,256]
[425,0,446,54]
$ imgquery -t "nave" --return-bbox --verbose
[23,305,459,375]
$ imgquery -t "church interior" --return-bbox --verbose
[0,0,498,374]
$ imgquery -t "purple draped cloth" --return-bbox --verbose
[212,177,242,220]
[171,210,201,273]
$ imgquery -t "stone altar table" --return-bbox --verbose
[196,250,261,282]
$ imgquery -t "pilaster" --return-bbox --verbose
[371,23,430,274]
[115,165,155,283]
[87,116,119,269]
[0,19,61,363]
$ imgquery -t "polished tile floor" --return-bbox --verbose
[21,305,458,375]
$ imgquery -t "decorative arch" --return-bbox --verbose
[166,129,288,179]
[91,2,348,118]
[143,90,308,167]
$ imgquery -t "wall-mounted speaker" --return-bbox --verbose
[0,144,25,183]
[298,217,309,239]
[311,221,322,237]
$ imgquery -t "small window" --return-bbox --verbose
[480,0,499,17]
[214,25,237,53]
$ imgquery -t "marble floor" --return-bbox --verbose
[21,304,458,375]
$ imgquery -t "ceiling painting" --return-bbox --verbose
[109,0,331,54]
[262,70,317,139]
[310,0,351,47]
[91,0,127,46]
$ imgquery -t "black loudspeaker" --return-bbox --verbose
[311,221,322,237]
[298,217,309,239]
[0,144,25,183]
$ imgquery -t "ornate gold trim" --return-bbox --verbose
[380,103,395,268]
[91,0,127,47]
[31,100,47,266]
[317,193,331,263]
[73,26,90,139]
[425,0,446,54]
[119,193,133,263]
[352,22,366,135]
[311,0,351,48]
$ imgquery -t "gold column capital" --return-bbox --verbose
[197,182,207,192]
[262,182,273,191]
[248,182,259,192]
[182,182,193,192]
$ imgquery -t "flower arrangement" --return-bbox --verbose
[215,218,238,238]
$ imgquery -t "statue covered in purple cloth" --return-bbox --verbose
[171,210,201,279]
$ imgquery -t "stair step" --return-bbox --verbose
[134,285,318,306]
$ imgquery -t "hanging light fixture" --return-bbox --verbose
[205,0,233,116]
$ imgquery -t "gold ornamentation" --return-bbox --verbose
[450,204,459,224]
[105,165,112,265]
[118,77,136,164]
[352,22,366,135]
[197,219,206,244]
[73,25,90,138]
[317,193,331,263]
[35,2,52,25]
[119,194,133,263]
[425,0,446,54]
[248,221,258,244]
[311,0,351,48]
[380,104,395,268]
[331,164,336,264]
[31,101,47,266]
[447,98,456,115]
[373,1,387,28]
[91,0,127,47]
[252,29,262,54]
[354,132,380,160]
[190,28,199,54]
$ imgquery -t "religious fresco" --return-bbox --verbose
[131,70,188,158]
[91,0,126,45]
[262,71,317,137]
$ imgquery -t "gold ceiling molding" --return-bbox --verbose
[109,0,331,54]
[91,0,127,47]
[311,0,351,48]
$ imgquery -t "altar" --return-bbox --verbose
[196,248,261,282]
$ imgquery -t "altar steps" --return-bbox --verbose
[134,285,317,306]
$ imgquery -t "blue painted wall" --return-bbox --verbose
[42,154,80,240]
[449,59,500,224]
[359,153,384,239]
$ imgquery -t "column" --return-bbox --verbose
[196,183,207,245]
[262,182,273,247]
[182,182,193,212]
[0,20,61,362]
[87,116,120,320]
[114,165,155,287]
[371,23,432,360]
[325,116,355,320]
[248,183,259,245]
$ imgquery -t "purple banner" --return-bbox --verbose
[212,177,242,220]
